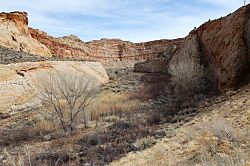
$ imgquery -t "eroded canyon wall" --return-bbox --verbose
[0,12,51,56]
[135,4,250,92]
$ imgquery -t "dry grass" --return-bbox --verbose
[33,114,58,134]
[194,117,250,166]
[89,91,143,121]
[0,113,57,147]
[133,136,157,151]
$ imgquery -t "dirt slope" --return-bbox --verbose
[110,84,250,166]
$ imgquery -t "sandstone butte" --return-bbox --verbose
[0,4,249,92]
[0,11,51,56]
[0,61,109,115]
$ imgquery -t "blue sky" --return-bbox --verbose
[0,0,245,42]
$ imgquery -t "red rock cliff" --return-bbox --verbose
[29,28,183,61]
[174,4,250,92]
[0,11,28,35]
[136,4,250,92]
[0,12,52,56]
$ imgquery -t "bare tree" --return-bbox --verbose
[39,72,99,132]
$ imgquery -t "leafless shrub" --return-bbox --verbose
[77,120,154,165]
[0,120,56,147]
[168,57,211,112]
[39,72,99,133]
[198,117,248,142]
[169,57,206,96]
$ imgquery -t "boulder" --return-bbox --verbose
[0,61,109,115]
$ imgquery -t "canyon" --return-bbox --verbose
[0,5,249,92]
[0,3,249,166]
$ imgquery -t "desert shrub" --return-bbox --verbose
[169,58,206,95]
[0,117,56,147]
[33,152,78,166]
[76,120,154,165]
[147,112,162,125]
[127,73,170,101]
[198,117,247,142]
[193,117,250,166]
[31,119,154,166]
[133,136,157,151]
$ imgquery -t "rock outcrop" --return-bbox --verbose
[29,28,183,61]
[135,4,250,92]
[173,4,250,92]
[1,5,249,92]
[134,59,169,73]
[0,12,51,56]
[87,38,182,61]
[0,61,109,115]
[29,28,91,59]
[0,11,183,61]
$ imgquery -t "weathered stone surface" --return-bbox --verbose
[134,59,169,73]
[177,5,250,92]
[0,61,109,114]
[0,12,52,56]
[135,4,250,92]
[87,38,182,61]
[29,28,91,59]
[29,28,183,61]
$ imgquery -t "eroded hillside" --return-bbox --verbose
[110,84,250,166]
[29,27,182,61]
